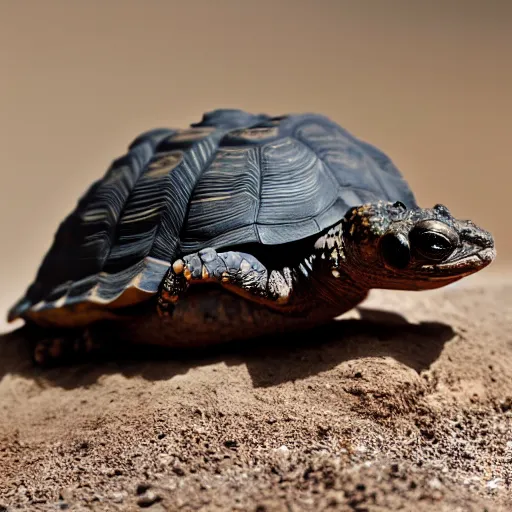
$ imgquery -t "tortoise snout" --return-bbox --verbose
[477,247,496,264]
[458,221,495,250]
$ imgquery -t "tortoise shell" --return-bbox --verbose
[9,109,416,325]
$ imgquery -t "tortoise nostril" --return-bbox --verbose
[460,227,494,249]
[483,236,494,249]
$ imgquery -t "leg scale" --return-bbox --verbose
[158,248,293,316]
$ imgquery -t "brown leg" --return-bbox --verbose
[31,328,101,367]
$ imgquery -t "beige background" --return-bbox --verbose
[1,0,510,329]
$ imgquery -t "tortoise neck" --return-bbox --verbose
[304,222,367,310]
[313,219,366,285]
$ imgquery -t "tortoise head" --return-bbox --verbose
[341,201,495,290]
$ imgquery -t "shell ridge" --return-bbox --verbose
[8,131,172,321]
[152,115,275,262]
[297,115,417,208]
[183,145,261,247]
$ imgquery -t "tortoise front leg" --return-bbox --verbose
[157,249,294,316]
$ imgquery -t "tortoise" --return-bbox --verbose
[8,109,495,365]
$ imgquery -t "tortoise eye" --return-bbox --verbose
[409,220,458,262]
[393,201,407,211]
[380,233,411,269]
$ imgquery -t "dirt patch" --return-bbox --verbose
[0,278,511,511]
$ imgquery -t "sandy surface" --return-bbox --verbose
[0,278,511,511]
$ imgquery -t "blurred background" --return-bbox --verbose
[1,0,510,331]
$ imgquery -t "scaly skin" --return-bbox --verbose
[340,201,495,290]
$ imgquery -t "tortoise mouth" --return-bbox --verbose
[422,246,496,278]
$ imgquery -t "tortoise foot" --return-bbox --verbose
[33,329,98,367]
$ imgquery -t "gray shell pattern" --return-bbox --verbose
[9,109,416,320]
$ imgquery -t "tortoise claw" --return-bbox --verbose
[157,264,190,317]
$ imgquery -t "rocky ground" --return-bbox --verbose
[0,277,511,511]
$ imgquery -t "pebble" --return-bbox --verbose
[486,478,502,490]
[276,445,289,455]
[111,492,125,503]
[137,490,161,508]
[172,466,186,476]
[428,477,443,490]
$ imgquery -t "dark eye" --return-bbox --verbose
[380,233,411,269]
[393,201,407,211]
[409,221,457,262]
